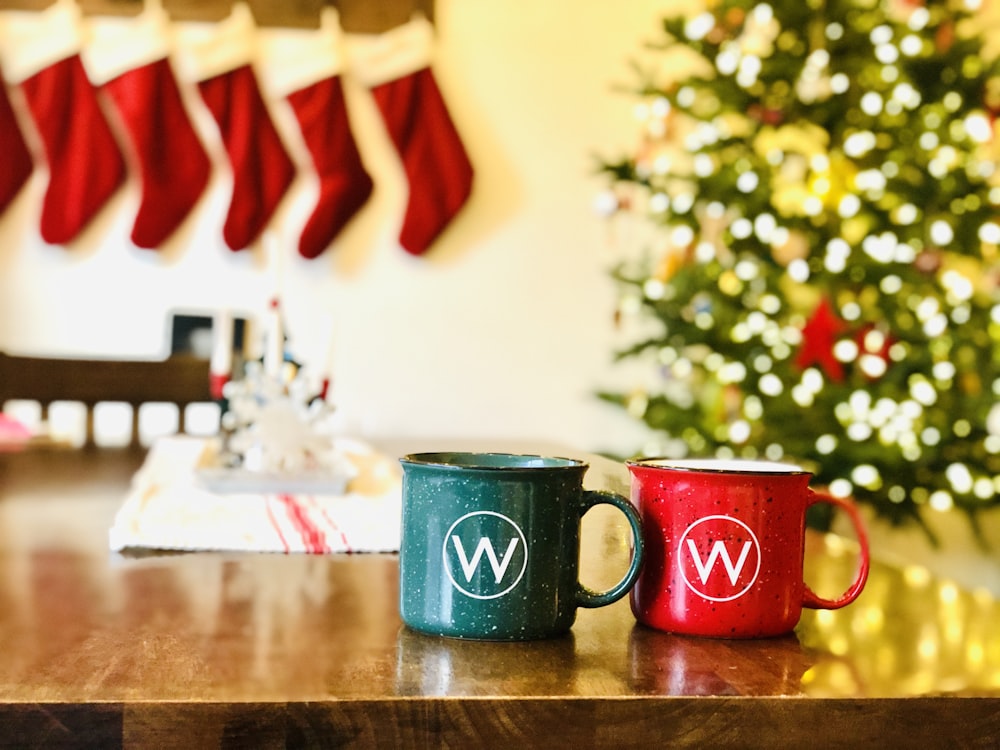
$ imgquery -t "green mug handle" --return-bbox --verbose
[576,490,644,608]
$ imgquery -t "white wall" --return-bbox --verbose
[0,0,668,454]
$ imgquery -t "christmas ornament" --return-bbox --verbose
[217,298,353,483]
[347,17,474,256]
[221,361,349,477]
[795,298,849,382]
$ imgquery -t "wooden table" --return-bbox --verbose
[1,442,998,748]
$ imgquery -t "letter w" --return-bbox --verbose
[451,537,520,584]
[686,539,753,586]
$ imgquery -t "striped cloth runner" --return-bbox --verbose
[109,436,401,554]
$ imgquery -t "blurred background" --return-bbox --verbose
[0,0,663,453]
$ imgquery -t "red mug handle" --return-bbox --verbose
[802,490,871,610]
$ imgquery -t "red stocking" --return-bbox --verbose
[175,4,295,251]
[1,2,124,245]
[199,65,295,251]
[84,8,211,249]
[288,77,373,258]
[0,77,33,217]
[260,12,372,259]
[348,17,473,256]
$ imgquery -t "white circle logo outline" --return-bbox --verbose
[678,514,761,602]
[442,510,528,600]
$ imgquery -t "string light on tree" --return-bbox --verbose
[598,0,1000,542]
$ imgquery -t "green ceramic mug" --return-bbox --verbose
[398,452,644,640]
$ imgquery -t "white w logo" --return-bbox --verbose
[451,536,520,584]
[443,511,529,600]
[678,515,761,603]
[686,539,753,586]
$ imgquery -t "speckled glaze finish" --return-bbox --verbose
[398,452,644,641]
[626,458,870,639]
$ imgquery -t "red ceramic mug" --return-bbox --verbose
[626,458,870,638]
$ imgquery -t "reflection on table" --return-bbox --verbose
[800,533,1000,697]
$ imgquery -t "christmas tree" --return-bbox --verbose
[597,0,1000,543]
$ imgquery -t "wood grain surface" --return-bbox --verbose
[0,444,998,748]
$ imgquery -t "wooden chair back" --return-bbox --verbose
[0,351,215,449]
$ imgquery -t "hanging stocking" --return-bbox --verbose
[0,1,125,245]
[347,17,473,256]
[0,76,33,218]
[82,7,211,250]
[288,77,373,259]
[175,4,295,251]
[259,10,372,259]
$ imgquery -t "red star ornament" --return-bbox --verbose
[795,298,847,382]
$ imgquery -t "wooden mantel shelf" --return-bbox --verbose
[0,0,436,32]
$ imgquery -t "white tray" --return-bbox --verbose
[195,467,352,495]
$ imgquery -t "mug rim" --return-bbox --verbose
[400,451,587,471]
[626,457,810,475]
